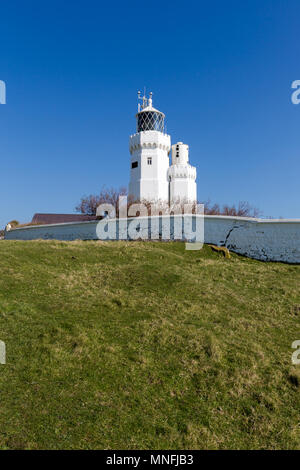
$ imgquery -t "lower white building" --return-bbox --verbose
[129,92,197,204]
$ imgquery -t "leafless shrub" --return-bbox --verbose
[77,188,261,219]
[128,198,260,217]
[202,200,261,218]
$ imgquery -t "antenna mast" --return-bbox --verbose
[137,89,153,111]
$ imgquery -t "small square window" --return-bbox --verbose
[132,161,138,169]
[147,157,152,165]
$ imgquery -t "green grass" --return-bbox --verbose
[0,240,299,450]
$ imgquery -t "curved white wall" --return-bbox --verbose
[4,215,300,264]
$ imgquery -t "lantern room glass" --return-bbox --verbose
[137,111,165,133]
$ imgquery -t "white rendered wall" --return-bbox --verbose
[203,215,300,263]
[5,215,300,264]
[129,131,170,202]
[170,177,197,202]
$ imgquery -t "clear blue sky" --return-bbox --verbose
[0,0,299,227]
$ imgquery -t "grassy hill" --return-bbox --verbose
[0,240,299,450]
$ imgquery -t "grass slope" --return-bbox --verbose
[0,240,299,450]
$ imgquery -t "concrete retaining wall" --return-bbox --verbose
[4,215,300,263]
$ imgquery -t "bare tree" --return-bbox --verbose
[76,186,127,216]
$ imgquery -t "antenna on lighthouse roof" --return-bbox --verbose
[137,89,153,111]
[148,91,153,107]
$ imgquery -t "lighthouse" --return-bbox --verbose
[129,92,170,202]
[128,91,197,204]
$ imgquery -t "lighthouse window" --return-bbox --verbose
[131,161,138,169]
[147,157,152,165]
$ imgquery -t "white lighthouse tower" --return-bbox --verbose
[168,142,197,203]
[129,92,171,202]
